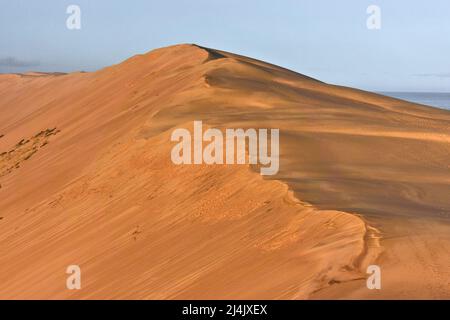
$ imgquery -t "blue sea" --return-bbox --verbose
[379,92,450,111]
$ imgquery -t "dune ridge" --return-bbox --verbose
[0,44,449,299]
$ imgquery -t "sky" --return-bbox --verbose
[0,0,449,92]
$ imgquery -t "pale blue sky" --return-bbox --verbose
[1,0,449,92]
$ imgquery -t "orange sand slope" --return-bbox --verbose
[0,44,449,299]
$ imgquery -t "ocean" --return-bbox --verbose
[379,92,450,111]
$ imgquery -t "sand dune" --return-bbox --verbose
[0,44,449,299]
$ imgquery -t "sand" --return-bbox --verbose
[0,44,449,299]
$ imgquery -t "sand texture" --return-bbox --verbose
[0,44,449,299]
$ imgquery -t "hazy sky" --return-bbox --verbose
[1,0,449,92]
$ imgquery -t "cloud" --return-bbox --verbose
[0,57,40,68]
[413,72,450,78]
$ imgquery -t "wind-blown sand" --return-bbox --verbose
[0,44,449,299]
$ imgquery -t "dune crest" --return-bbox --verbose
[0,44,449,299]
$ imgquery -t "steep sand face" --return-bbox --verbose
[0,44,449,298]
[0,126,368,299]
